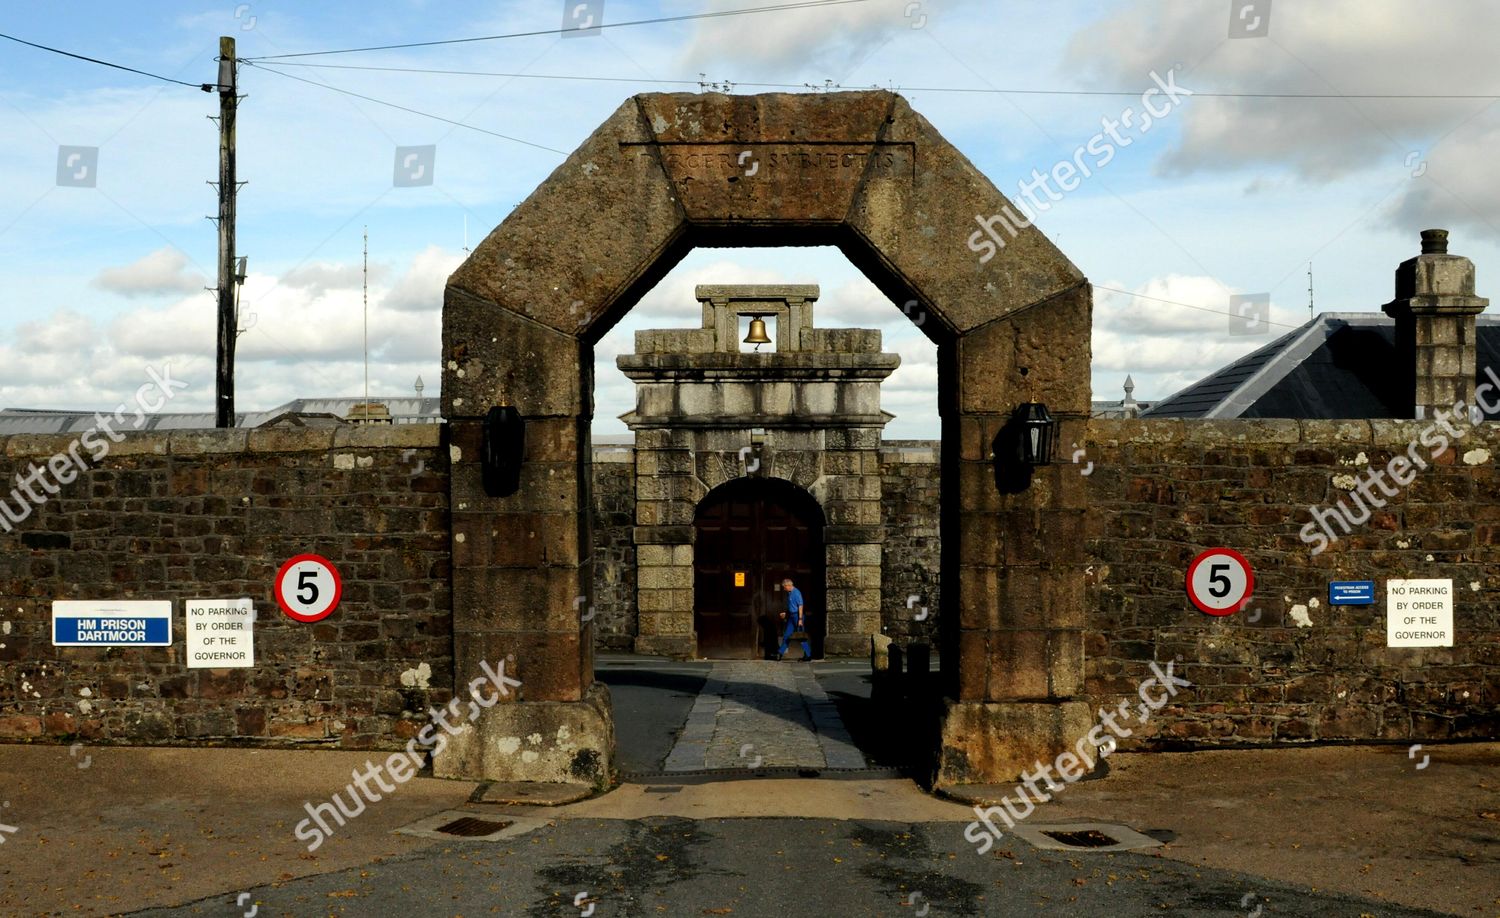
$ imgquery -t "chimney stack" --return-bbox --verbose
[1382,229,1489,418]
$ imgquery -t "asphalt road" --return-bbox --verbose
[131,816,1453,917]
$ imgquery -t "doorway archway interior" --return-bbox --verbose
[693,477,825,660]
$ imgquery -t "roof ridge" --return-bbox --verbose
[1207,316,1341,418]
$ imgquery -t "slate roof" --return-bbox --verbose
[0,397,443,435]
[1143,313,1500,420]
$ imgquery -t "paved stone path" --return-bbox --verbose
[663,661,867,772]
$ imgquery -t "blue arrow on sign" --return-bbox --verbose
[1329,581,1376,605]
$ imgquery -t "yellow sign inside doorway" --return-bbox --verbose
[734,572,746,587]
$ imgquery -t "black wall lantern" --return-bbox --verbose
[1016,401,1057,466]
[481,405,525,497]
[991,400,1057,494]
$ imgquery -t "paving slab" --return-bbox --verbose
[659,660,869,773]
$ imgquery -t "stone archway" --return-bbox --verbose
[437,91,1092,790]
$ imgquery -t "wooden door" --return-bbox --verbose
[693,479,823,659]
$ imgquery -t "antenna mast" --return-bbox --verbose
[1307,263,1314,320]
[362,226,369,422]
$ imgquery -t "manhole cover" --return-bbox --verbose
[395,810,547,842]
[434,816,514,837]
[1009,823,1164,853]
[1041,829,1118,848]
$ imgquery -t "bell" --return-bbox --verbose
[743,316,772,349]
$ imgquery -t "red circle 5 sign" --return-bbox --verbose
[1186,548,1254,616]
[275,554,343,623]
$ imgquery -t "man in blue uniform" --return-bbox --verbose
[777,577,812,662]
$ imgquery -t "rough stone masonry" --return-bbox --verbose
[0,426,450,750]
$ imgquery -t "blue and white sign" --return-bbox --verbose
[1329,581,1376,606]
[52,600,172,646]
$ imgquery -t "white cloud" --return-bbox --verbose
[1091,274,1305,401]
[1,247,454,413]
[383,246,464,312]
[1065,0,1500,184]
[1389,119,1500,243]
[677,0,946,77]
[15,309,99,355]
[92,247,206,299]
[280,260,387,297]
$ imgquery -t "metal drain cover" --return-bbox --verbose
[1009,823,1164,853]
[435,816,514,837]
[1041,828,1117,848]
[395,810,545,842]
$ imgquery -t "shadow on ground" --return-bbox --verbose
[598,656,940,779]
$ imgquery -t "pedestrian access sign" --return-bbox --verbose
[1329,581,1376,605]
[52,600,172,646]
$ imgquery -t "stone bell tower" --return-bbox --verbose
[618,285,899,658]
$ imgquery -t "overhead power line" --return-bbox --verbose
[0,30,208,89]
[244,61,567,154]
[244,61,1500,101]
[1095,284,1303,330]
[243,0,872,61]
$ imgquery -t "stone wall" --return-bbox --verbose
[7,414,1496,754]
[1084,418,1500,748]
[590,447,637,650]
[0,426,451,750]
[879,442,941,643]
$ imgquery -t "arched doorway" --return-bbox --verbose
[693,478,825,659]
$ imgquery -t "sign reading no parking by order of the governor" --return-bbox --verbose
[1387,578,1454,647]
[275,553,342,623]
[1185,547,1255,616]
[186,598,255,668]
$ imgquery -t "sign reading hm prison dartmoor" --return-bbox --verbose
[441,90,1094,787]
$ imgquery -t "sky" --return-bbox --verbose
[1,0,1496,439]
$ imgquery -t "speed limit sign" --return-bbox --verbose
[1185,548,1254,616]
[275,554,343,623]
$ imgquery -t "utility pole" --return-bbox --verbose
[213,36,238,428]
